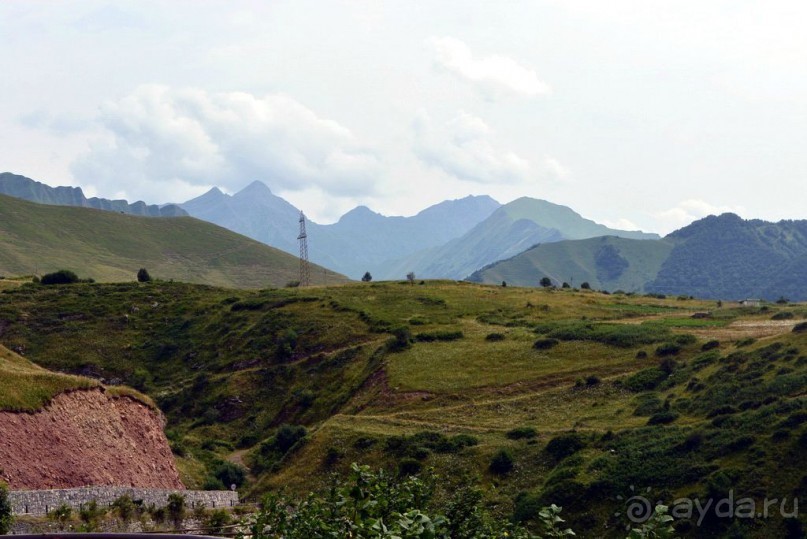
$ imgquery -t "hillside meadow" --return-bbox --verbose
[0,194,346,288]
[1,279,806,537]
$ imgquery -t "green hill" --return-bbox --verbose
[0,194,346,288]
[377,197,659,280]
[471,213,807,301]
[2,279,807,536]
[469,235,676,291]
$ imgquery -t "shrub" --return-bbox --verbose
[674,333,697,346]
[773,311,795,320]
[489,449,514,474]
[398,457,422,476]
[540,277,553,288]
[793,322,807,333]
[167,493,186,525]
[624,367,668,392]
[41,269,79,285]
[206,509,232,535]
[274,424,308,453]
[701,340,720,351]
[324,446,344,468]
[112,495,136,523]
[647,411,679,425]
[581,282,591,290]
[706,405,738,419]
[450,434,479,449]
[545,433,585,461]
[48,503,72,529]
[203,475,226,490]
[655,343,682,357]
[353,437,377,450]
[361,271,372,282]
[633,395,663,416]
[533,338,560,350]
[415,330,464,342]
[213,460,247,488]
[485,332,505,342]
[539,322,671,348]
[585,375,601,386]
[0,482,12,535]
[137,268,152,282]
[388,326,412,351]
[78,500,104,531]
[507,427,538,440]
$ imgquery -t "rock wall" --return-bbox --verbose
[8,486,239,516]
[0,388,183,490]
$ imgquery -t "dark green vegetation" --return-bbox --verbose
[0,194,346,288]
[0,172,187,217]
[0,482,12,535]
[470,213,807,301]
[2,280,807,537]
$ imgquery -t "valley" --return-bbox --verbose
[1,278,805,536]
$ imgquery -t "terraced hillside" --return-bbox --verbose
[0,194,346,288]
[1,281,806,537]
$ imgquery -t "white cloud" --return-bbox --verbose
[653,199,746,234]
[602,217,640,231]
[413,110,531,185]
[412,110,568,189]
[70,85,382,203]
[428,36,551,98]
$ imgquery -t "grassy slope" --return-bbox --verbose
[0,343,154,411]
[0,194,347,288]
[2,280,807,537]
[471,235,674,291]
[0,344,98,411]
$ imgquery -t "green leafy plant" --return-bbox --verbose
[0,482,12,535]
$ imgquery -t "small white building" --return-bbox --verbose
[739,299,761,307]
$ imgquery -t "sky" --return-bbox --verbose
[1,1,806,234]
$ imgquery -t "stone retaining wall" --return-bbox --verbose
[8,487,239,516]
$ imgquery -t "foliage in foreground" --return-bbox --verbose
[0,482,12,535]
[241,464,674,539]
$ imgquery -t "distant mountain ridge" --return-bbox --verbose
[0,172,187,217]
[375,197,659,280]
[1,172,663,283]
[470,213,807,301]
[181,182,501,278]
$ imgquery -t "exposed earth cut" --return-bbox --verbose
[0,388,184,490]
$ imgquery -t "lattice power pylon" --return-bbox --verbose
[297,211,310,286]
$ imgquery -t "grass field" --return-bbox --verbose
[2,279,806,537]
[0,194,347,288]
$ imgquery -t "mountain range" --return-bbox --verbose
[180,182,502,278]
[0,172,187,217]
[470,212,807,301]
[1,172,659,281]
[375,197,658,280]
[179,181,657,280]
[8,171,807,301]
